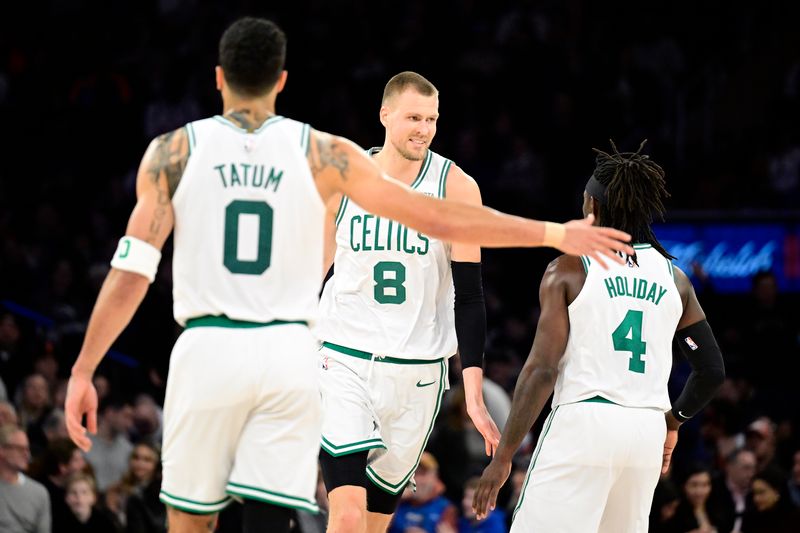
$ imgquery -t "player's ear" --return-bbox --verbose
[215,66,224,92]
[275,70,288,94]
[379,105,390,128]
[591,197,601,224]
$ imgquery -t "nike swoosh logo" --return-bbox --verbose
[416,380,437,388]
[678,411,688,419]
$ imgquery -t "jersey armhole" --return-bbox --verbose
[438,159,452,198]
[334,196,350,227]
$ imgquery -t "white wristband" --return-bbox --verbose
[110,236,162,283]
[543,222,566,248]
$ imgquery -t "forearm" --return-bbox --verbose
[72,269,150,377]
[462,367,486,409]
[494,364,557,463]
[672,320,725,422]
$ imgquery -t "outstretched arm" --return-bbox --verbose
[66,128,188,451]
[308,130,633,264]
[472,258,570,519]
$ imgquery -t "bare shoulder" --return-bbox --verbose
[444,163,482,204]
[541,255,586,304]
[140,126,190,198]
[671,264,693,306]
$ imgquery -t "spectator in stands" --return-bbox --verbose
[16,373,53,451]
[85,396,133,491]
[459,476,506,532]
[740,466,800,533]
[0,424,51,533]
[649,479,681,533]
[664,463,725,533]
[709,447,757,533]
[106,441,160,527]
[124,446,167,533]
[390,452,458,533]
[0,400,18,426]
[37,437,90,525]
[58,471,120,532]
[131,394,163,446]
[745,417,780,472]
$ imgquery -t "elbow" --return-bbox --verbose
[520,364,558,387]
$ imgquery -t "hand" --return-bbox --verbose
[466,402,501,456]
[472,458,512,520]
[558,214,633,268]
[662,428,678,475]
[65,371,99,452]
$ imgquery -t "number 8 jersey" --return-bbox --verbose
[171,116,325,326]
[553,245,683,411]
[315,148,457,360]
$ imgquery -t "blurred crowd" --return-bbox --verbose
[1,1,800,532]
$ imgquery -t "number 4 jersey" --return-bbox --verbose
[315,148,457,360]
[553,245,683,411]
[171,116,325,326]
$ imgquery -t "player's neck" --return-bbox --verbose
[222,95,277,131]
[373,145,426,186]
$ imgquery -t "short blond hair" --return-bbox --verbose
[382,71,438,104]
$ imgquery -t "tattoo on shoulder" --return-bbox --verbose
[308,132,351,182]
[148,128,189,199]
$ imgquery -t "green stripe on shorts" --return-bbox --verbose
[512,406,559,521]
[226,482,319,514]
[321,436,386,457]
[159,490,232,514]
[185,315,308,329]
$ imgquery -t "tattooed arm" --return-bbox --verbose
[66,128,188,451]
[308,129,633,259]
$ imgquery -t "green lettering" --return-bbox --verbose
[604,278,618,298]
[402,227,416,254]
[374,217,385,251]
[636,278,648,299]
[266,167,283,192]
[241,163,251,186]
[615,277,626,296]
[362,214,373,251]
[386,220,393,251]
[252,165,264,187]
[655,286,668,305]
[396,224,403,252]
[646,284,657,303]
[624,277,633,297]
[215,164,227,187]
[350,215,361,252]
[417,233,429,255]
[230,163,242,186]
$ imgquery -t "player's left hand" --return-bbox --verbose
[472,458,511,520]
[65,371,98,452]
[466,403,501,456]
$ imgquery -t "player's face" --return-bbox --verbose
[384,89,439,161]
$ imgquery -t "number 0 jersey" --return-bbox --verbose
[315,148,457,360]
[553,245,683,411]
[171,116,325,326]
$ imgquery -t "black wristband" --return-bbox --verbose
[452,261,486,369]
[671,320,725,421]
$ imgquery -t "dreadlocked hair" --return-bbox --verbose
[592,139,675,259]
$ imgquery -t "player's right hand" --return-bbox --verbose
[662,427,678,474]
[65,372,98,452]
[472,458,512,520]
[558,214,633,269]
[466,403,501,456]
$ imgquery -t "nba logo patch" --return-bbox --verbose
[321,354,329,370]
[684,336,699,351]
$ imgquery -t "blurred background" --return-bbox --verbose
[1,1,799,532]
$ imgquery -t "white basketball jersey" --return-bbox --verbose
[171,116,324,326]
[315,148,457,360]
[553,245,683,411]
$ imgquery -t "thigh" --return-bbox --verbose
[228,326,322,513]
[160,329,254,514]
[367,359,446,495]
[511,405,614,533]
[319,347,384,457]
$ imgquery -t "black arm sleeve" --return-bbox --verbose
[671,320,726,422]
[452,261,486,369]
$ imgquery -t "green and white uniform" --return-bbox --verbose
[315,147,455,495]
[513,246,683,533]
[160,115,324,515]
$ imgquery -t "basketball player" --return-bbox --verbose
[315,71,509,533]
[63,18,634,533]
[472,142,726,533]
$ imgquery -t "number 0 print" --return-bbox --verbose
[373,261,406,304]
[223,200,273,275]
[611,309,647,373]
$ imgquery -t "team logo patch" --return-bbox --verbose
[684,336,699,351]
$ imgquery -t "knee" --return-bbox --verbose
[329,505,366,533]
